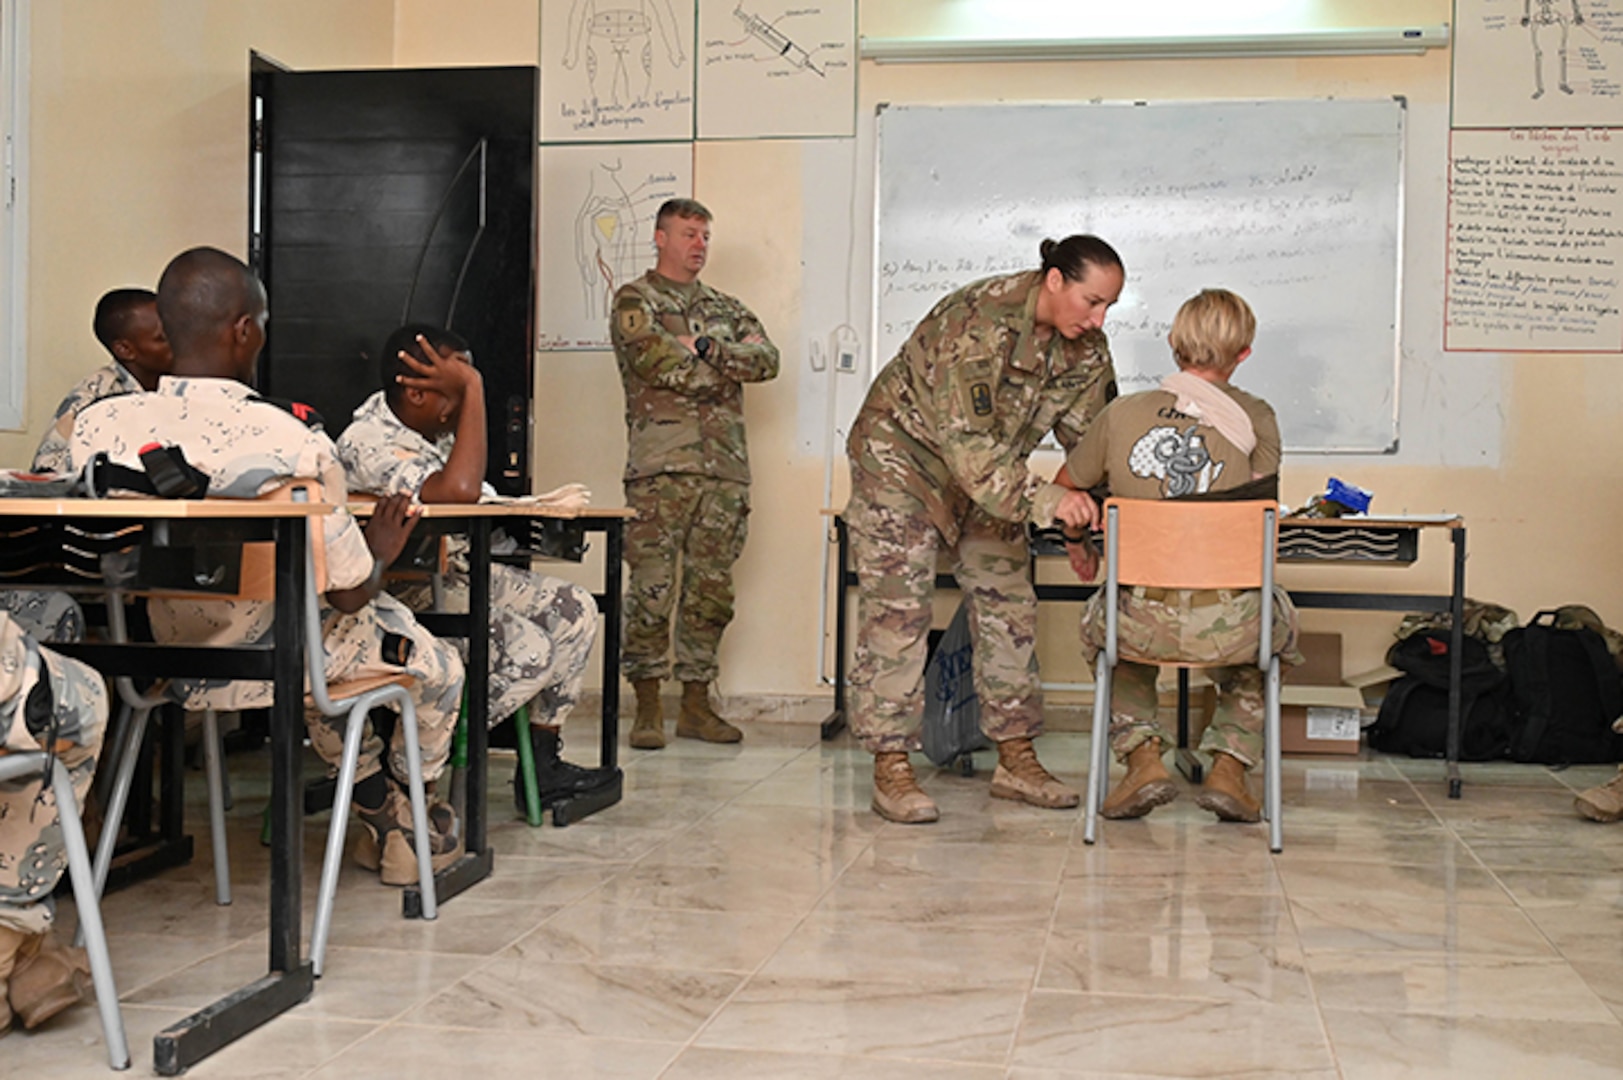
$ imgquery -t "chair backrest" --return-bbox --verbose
[1106,498,1278,591]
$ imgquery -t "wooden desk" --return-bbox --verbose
[822,513,1470,799]
[350,501,635,916]
[0,497,331,1075]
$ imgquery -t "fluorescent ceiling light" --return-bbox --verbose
[861,25,1450,62]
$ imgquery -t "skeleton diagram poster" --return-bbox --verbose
[695,0,857,138]
[1452,0,1623,126]
[1445,0,1623,351]
[542,0,697,142]
[537,143,695,350]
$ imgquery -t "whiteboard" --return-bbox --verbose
[875,100,1406,453]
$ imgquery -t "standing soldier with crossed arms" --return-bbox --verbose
[609,198,779,747]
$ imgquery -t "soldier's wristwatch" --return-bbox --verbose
[694,335,713,359]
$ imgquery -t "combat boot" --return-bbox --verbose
[629,678,666,750]
[352,781,465,886]
[0,924,23,1037]
[514,725,620,814]
[1100,737,1178,819]
[677,681,742,743]
[1194,750,1263,823]
[990,737,1080,809]
[872,751,939,824]
[1576,769,1623,822]
[6,929,91,1031]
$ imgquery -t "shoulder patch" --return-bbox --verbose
[617,304,651,340]
[252,394,326,432]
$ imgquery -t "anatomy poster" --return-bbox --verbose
[542,0,697,141]
[696,0,856,138]
[1453,0,1623,127]
[537,143,695,350]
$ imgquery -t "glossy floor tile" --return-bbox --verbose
[21,703,1623,1077]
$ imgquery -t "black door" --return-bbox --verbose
[253,63,537,495]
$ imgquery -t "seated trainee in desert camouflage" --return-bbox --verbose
[69,248,466,887]
[1060,287,1301,824]
[845,235,1125,825]
[0,611,109,1037]
[335,323,614,813]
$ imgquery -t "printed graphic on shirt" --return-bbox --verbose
[1128,424,1225,497]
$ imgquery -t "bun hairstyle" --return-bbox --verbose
[1039,234,1124,283]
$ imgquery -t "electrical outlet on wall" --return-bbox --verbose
[831,325,860,374]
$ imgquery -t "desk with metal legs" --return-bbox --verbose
[823,514,1469,798]
[352,503,633,919]
[0,498,328,1075]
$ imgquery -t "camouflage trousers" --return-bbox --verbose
[846,482,1043,754]
[0,647,109,933]
[0,590,85,644]
[622,475,749,684]
[394,563,597,729]
[1080,586,1301,767]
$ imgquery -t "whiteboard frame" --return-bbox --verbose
[870,97,1407,455]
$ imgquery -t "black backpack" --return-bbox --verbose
[1368,631,1517,760]
[1503,611,1623,765]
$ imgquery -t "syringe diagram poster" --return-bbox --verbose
[542,0,697,142]
[537,143,695,351]
[696,0,856,138]
[1452,0,1623,127]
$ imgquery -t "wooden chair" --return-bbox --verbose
[0,750,130,1069]
[1083,498,1285,852]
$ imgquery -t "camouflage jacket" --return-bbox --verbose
[31,361,144,474]
[335,389,496,501]
[847,271,1117,543]
[610,270,779,485]
[68,377,375,700]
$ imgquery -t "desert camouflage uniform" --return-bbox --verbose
[336,389,597,727]
[31,361,144,475]
[0,613,108,933]
[610,269,778,683]
[845,270,1117,753]
[0,362,142,644]
[1069,384,1300,766]
[68,377,463,785]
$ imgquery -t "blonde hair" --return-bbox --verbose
[1168,288,1256,375]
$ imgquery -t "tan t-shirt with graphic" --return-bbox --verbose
[1063,383,1280,499]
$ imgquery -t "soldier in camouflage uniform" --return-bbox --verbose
[609,198,779,748]
[336,323,616,813]
[3,289,171,645]
[846,235,1124,824]
[0,611,108,1036]
[1059,288,1301,823]
[31,287,173,475]
[69,248,465,886]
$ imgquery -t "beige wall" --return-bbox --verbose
[3,0,396,467]
[11,1,1622,698]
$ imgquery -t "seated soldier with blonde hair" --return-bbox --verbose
[1057,287,1302,823]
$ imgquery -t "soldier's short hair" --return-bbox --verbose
[156,248,263,357]
[92,288,158,355]
[380,323,472,404]
[655,198,712,233]
[1168,288,1256,375]
[1038,235,1124,283]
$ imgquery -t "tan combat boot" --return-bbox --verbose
[6,929,91,1031]
[0,924,24,1037]
[352,783,465,886]
[676,682,742,743]
[990,737,1080,809]
[872,751,939,824]
[1576,769,1623,822]
[629,678,667,750]
[1100,737,1178,819]
[1194,750,1263,823]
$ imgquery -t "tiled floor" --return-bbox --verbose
[11,704,1623,1078]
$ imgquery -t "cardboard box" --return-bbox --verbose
[1190,631,1365,756]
